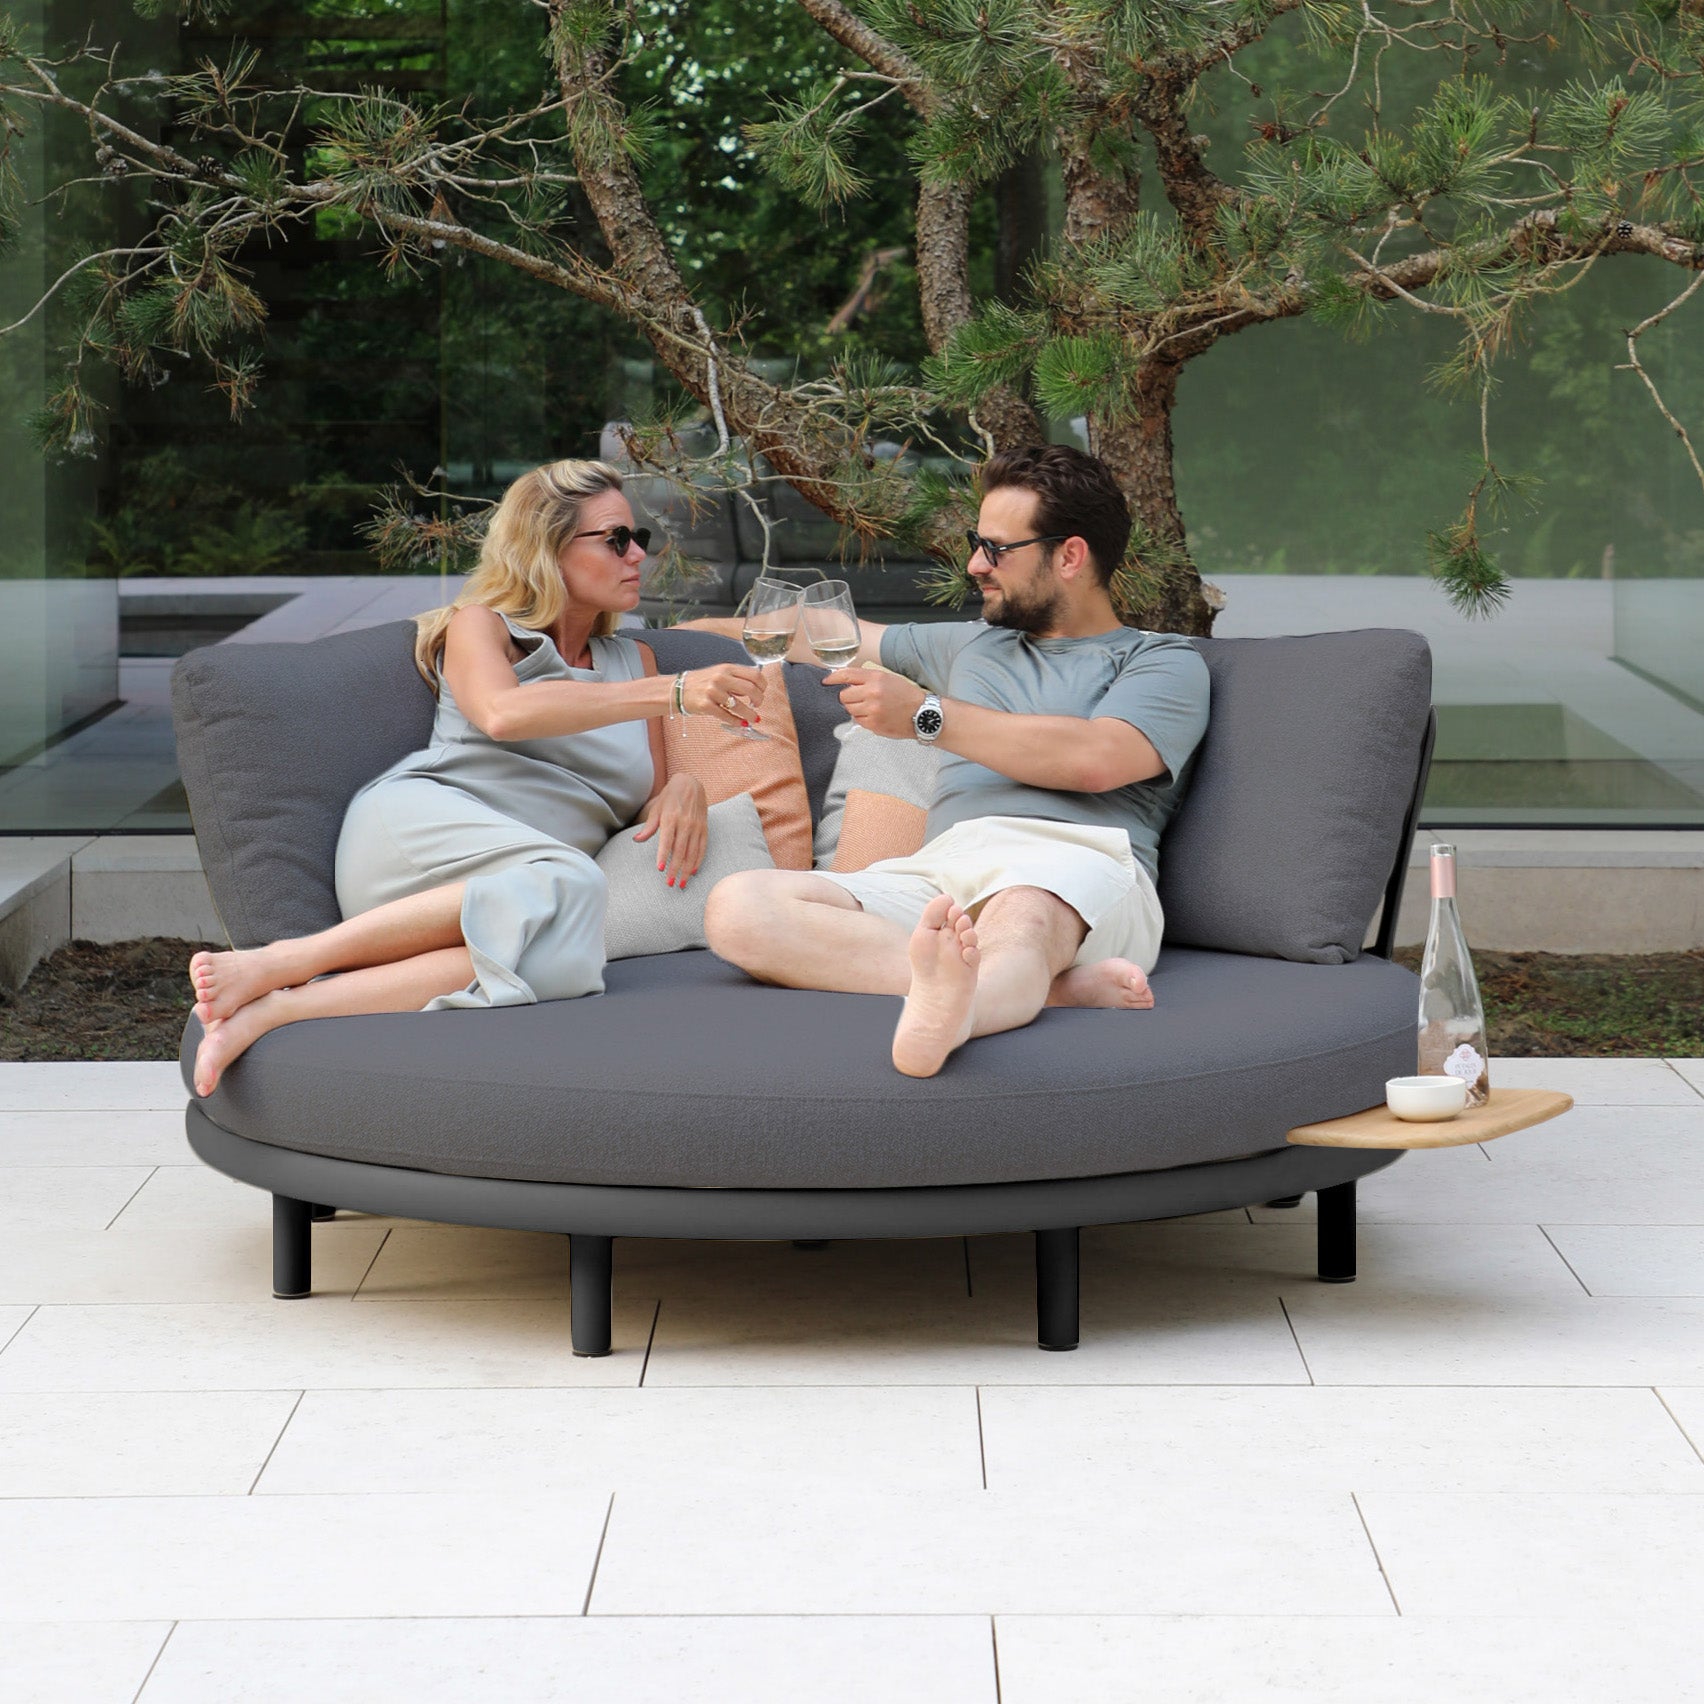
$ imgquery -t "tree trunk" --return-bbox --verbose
[1094,359,1219,636]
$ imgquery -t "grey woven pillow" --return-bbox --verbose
[1156,629,1431,965]
[813,721,940,867]
[597,792,773,959]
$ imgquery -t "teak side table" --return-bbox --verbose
[1287,1085,1575,1150]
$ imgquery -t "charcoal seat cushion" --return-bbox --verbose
[173,621,846,948]
[182,944,1418,1190]
[1157,629,1431,965]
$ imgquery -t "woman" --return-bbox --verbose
[187,458,765,1096]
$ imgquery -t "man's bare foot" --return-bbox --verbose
[892,896,980,1078]
[1047,958,1156,1011]
[192,992,284,1097]
[189,945,297,1024]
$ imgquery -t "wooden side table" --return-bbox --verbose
[1287,1086,1575,1150]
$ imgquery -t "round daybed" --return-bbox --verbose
[173,620,1435,1354]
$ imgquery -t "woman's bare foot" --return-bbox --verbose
[1047,958,1156,1011]
[892,896,981,1078]
[192,993,283,1097]
[189,945,299,1025]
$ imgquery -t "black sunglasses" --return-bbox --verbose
[572,525,652,555]
[965,528,1067,565]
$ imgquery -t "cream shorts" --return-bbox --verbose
[818,816,1164,972]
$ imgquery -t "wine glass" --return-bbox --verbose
[733,576,802,741]
[801,579,860,670]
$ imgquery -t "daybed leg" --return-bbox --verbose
[1035,1227,1080,1352]
[308,1203,336,1221]
[569,1234,614,1358]
[273,1194,312,1298]
[1317,1181,1357,1283]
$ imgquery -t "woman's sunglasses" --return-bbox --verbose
[572,525,652,555]
[965,528,1067,565]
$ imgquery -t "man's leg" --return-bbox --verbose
[892,886,1086,1078]
[704,869,915,994]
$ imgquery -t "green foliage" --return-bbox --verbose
[926,302,1047,403]
[1031,333,1131,417]
[1425,516,1512,618]
[744,79,870,208]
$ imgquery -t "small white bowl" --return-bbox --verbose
[1385,1075,1469,1122]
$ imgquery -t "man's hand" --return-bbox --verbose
[823,667,927,739]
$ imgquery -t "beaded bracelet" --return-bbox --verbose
[672,671,688,718]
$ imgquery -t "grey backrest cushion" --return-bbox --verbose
[174,619,852,948]
[1156,628,1432,965]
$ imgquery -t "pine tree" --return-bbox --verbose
[5,0,1704,631]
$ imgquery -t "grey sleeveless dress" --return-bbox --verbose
[334,618,653,1010]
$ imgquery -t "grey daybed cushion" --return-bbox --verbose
[598,792,774,959]
[173,621,847,948]
[1156,629,1431,965]
[812,720,940,868]
[183,944,1419,1191]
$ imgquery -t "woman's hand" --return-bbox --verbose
[682,663,767,731]
[632,773,709,887]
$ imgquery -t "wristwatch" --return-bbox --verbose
[913,693,944,745]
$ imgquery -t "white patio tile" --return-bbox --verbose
[1668,1059,1704,1097]
[256,1387,982,1495]
[1358,1491,1704,1616]
[977,1386,1704,1494]
[0,1392,298,1496]
[0,1622,172,1704]
[1283,1290,1704,1384]
[1544,1225,1704,1296]
[0,1168,155,1232]
[1654,1387,1704,1459]
[354,1226,568,1300]
[140,1616,996,1704]
[0,1305,31,1351]
[0,1063,186,1111]
[105,1164,286,1230]
[969,1219,1586,1299]
[0,1224,386,1305]
[0,1492,609,1620]
[644,1259,1308,1386]
[994,1615,1704,1704]
[0,1110,191,1166]
[0,1299,651,1392]
[591,1487,1392,1616]
[1489,1057,1701,1104]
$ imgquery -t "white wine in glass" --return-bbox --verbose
[735,577,802,740]
[802,580,859,669]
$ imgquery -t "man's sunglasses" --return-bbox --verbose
[572,525,652,555]
[965,528,1067,565]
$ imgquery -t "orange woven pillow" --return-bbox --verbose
[831,788,930,872]
[661,661,813,869]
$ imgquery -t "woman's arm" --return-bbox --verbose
[441,607,765,742]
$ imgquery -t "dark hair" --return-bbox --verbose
[980,444,1131,588]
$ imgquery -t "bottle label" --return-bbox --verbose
[1444,1043,1485,1085]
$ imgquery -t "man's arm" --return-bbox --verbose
[824,668,1166,793]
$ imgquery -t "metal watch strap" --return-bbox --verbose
[913,693,944,745]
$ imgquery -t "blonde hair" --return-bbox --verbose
[414,458,627,685]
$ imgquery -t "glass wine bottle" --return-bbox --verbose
[1417,842,1491,1108]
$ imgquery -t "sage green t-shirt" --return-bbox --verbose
[879,621,1212,885]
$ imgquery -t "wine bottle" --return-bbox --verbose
[1417,842,1490,1108]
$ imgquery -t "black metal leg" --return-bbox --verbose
[1264,1195,1304,1209]
[569,1233,614,1357]
[273,1194,312,1298]
[308,1203,336,1222]
[1317,1181,1357,1283]
[1035,1227,1080,1351]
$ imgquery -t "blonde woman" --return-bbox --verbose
[186,458,765,1096]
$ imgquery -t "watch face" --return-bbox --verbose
[916,705,944,737]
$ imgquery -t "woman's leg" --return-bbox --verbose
[190,882,467,1022]
[193,945,474,1096]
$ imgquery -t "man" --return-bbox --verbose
[704,445,1211,1077]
